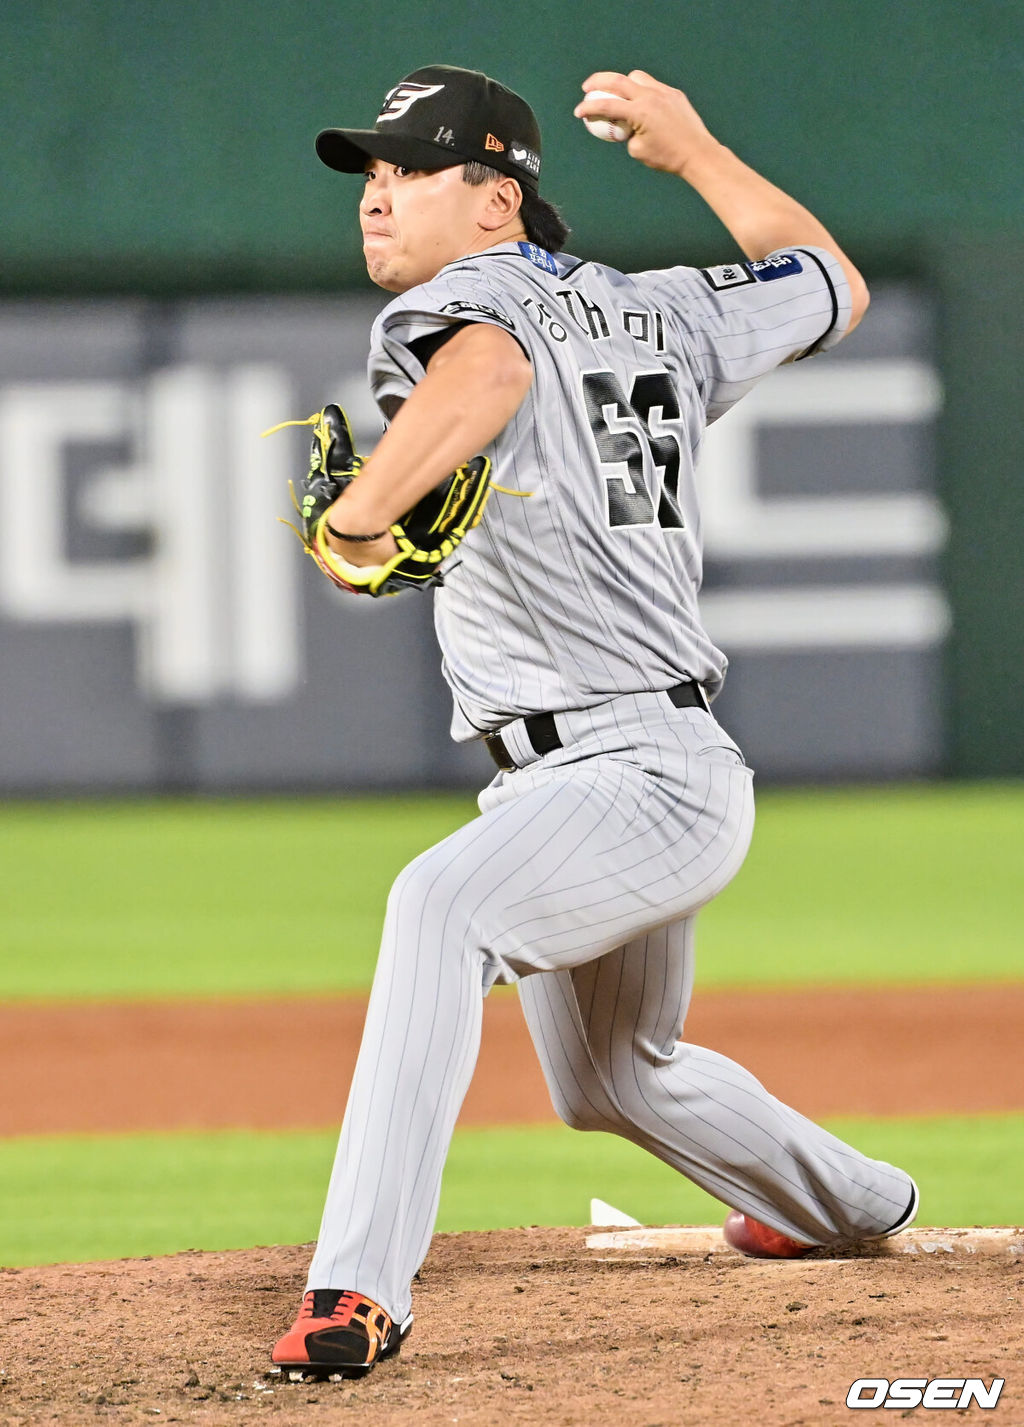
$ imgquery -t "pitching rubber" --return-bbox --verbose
[585,1225,1024,1258]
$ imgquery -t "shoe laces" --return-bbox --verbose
[301,1289,380,1327]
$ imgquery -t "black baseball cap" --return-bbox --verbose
[316,64,543,191]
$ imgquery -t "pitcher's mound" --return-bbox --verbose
[0,1227,1017,1425]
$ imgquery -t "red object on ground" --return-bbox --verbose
[722,1210,813,1258]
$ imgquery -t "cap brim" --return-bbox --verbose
[316,128,466,174]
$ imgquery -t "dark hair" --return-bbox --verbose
[462,162,570,253]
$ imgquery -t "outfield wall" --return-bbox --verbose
[1,1,1019,782]
[3,2,1018,291]
[0,287,946,791]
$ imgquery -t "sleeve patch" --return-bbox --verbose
[749,253,804,281]
[700,263,757,291]
[701,253,805,291]
[441,300,516,330]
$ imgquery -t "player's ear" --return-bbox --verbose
[479,176,523,231]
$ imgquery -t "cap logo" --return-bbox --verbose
[510,143,541,177]
[377,82,445,122]
[484,133,505,152]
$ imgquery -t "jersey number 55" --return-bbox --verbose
[582,370,684,531]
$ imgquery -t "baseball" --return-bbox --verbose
[581,89,633,144]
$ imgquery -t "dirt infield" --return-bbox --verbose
[3,982,1023,1136]
[0,1230,1019,1427]
[2,986,1022,1423]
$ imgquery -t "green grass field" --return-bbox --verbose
[0,783,1021,1000]
[1,1116,1020,1268]
[1,785,1021,1265]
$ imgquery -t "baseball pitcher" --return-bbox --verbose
[269,64,918,1377]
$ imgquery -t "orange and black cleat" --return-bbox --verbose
[271,1289,413,1377]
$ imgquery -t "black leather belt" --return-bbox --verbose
[484,681,710,773]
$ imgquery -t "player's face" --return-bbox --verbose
[359,160,495,292]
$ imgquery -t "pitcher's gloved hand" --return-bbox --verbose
[265,403,494,596]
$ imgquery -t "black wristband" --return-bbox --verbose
[325,523,389,543]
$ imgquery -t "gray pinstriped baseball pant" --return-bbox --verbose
[306,691,913,1320]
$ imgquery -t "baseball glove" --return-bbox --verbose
[263,404,494,596]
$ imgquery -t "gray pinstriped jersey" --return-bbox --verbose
[367,241,851,740]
